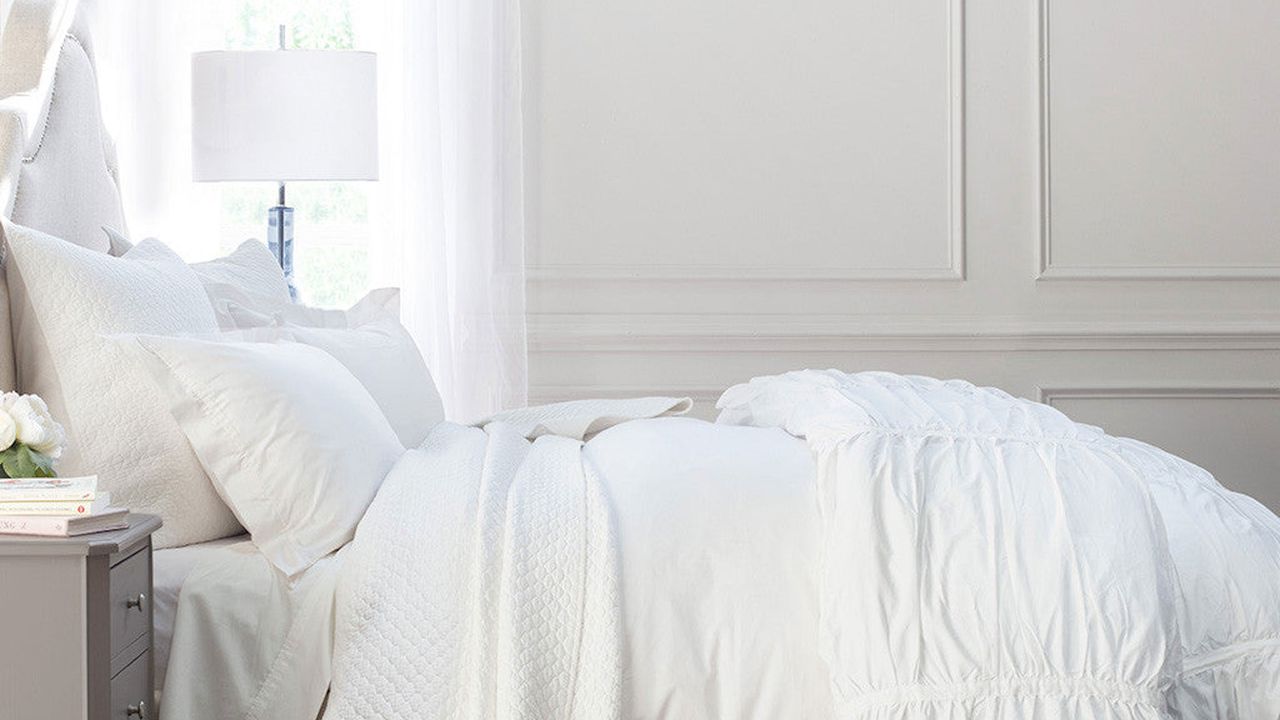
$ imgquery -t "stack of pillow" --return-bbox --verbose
[1,221,445,575]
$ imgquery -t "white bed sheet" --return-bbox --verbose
[157,536,345,720]
[153,535,250,693]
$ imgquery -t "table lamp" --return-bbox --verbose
[191,28,378,299]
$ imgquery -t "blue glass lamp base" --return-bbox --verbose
[267,205,298,301]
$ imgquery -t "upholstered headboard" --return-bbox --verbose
[0,0,126,390]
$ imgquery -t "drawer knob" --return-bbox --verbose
[127,700,147,718]
[126,593,147,612]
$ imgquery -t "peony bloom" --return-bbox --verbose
[0,406,15,451]
[6,394,65,459]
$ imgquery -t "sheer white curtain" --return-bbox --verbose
[89,0,528,422]
[357,0,528,423]
[88,1,226,259]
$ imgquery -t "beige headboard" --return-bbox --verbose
[0,0,126,391]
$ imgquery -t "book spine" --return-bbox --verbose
[0,489,95,502]
[0,516,69,537]
[0,501,96,515]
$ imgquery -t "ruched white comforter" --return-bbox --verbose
[717,370,1280,718]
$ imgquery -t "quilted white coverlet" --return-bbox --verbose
[325,398,691,720]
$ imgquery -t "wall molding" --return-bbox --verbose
[530,313,1280,353]
[528,0,966,283]
[1037,384,1280,406]
[1035,0,1280,281]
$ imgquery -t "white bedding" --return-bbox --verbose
[152,535,249,694]
[159,538,345,720]
[158,374,1280,720]
[586,418,834,717]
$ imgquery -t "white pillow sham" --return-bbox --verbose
[191,239,293,324]
[127,334,404,575]
[224,289,446,448]
[224,286,400,329]
[1,222,241,548]
[108,228,292,327]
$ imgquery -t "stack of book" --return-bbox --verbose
[0,476,129,537]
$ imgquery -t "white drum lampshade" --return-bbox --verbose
[191,50,378,182]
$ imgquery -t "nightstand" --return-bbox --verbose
[0,513,162,720]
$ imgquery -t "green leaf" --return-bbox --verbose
[0,445,56,479]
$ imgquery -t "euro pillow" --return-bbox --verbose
[110,229,291,327]
[1,222,240,548]
[128,335,404,575]
[224,291,445,448]
[189,240,293,326]
[223,286,400,329]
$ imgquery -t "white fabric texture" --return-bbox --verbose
[360,0,528,423]
[86,0,227,260]
[160,407,828,720]
[2,14,124,249]
[128,334,403,575]
[151,534,249,694]
[221,288,446,448]
[102,225,134,256]
[325,400,694,720]
[121,236,292,323]
[220,316,444,449]
[160,538,345,720]
[482,396,693,439]
[716,370,1280,718]
[585,417,835,718]
[189,239,292,323]
[1,222,238,548]
[222,286,400,331]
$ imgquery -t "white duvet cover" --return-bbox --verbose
[718,371,1280,718]
[162,372,1280,720]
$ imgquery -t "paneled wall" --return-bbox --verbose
[523,0,1280,510]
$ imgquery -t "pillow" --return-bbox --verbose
[224,313,444,448]
[223,288,444,446]
[1,222,241,548]
[102,226,134,256]
[189,240,293,326]
[224,286,400,329]
[127,334,404,575]
[106,227,291,326]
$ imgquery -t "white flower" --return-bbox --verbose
[0,407,15,451]
[5,394,65,459]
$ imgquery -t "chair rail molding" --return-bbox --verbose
[1037,384,1280,406]
[529,314,1280,354]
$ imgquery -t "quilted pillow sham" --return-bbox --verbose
[1,221,241,548]
[105,226,292,326]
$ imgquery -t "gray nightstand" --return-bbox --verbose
[0,513,162,720]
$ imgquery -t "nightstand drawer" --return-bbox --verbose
[110,649,152,720]
[110,547,152,658]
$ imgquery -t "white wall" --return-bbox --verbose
[523,0,1280,510]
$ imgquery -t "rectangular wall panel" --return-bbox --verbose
[1040,0,1280,278]
[527,0,963,280]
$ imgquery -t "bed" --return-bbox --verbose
[3,2,1280,719]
